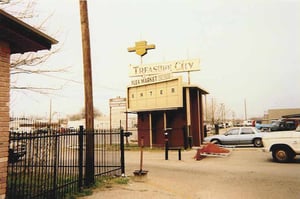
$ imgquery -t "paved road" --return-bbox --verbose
[83,147,300,199]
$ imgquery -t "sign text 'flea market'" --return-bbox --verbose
[130,73,173,86]
[129,58,200,77]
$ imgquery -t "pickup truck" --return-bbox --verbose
[262,125,300,163]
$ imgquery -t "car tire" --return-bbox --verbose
[253,138,263,147]
[272,147,294,163]
[211,139,220,145]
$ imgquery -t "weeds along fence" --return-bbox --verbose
[7,118,124,199]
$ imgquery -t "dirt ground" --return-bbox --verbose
[82,147,300,199]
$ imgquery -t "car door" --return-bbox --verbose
[222,128,240,144]
[291,127,300,153]
[239,127,255,144]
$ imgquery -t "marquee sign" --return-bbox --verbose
[127,77,183,112]
[129,58,200,77]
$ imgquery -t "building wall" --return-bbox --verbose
[268,108,300,121]
[110,105,127,129]
[190,89,201,146]
[0,41,10,198]
[150,112,165,147]
[136,87,206,148]
[166,109,186,147]
[137,112,151,146]
[137,110,187,148]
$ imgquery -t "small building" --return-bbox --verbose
[127,76,208,148]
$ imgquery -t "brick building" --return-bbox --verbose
[0,9,57,198]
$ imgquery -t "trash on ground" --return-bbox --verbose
[194,143,231,160]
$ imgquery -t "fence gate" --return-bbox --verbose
[7,119,124,199]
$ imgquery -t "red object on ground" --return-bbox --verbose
[194,143,230,160]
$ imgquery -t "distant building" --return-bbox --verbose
[67,113,137,131]
[109,96,137,130]
[266,108,300,122]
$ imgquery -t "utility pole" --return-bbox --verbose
[244,98,247,120]
[79,0,94,186]
[221,103,225,124]
[211,98,214,124]
[205,95,207,123]
[49,99,52,124]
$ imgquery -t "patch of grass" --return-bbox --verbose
[74,176,130,198]
[94,176,111,188]
[112,176,130,184]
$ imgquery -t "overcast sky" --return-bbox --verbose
[4,0,300,119]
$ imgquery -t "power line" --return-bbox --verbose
[38,72,125,92]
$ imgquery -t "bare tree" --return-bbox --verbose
[206,98,233,125]
[1,0,68,95]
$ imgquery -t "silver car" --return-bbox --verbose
[204,127,264,147]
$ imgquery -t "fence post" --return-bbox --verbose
[78,126,84,190]
[120,129,125,175]
[53,131,59,198]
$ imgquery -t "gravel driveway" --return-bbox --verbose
[82,147,300,199]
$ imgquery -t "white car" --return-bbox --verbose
[204,127,264,147]
[243,120,253,126]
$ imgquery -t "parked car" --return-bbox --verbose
[256,119,299,132]
[243,120,254,126]
[204,127,265,147]
[262,125,300,163]
[9,132,26,163]
[218,123,225,129]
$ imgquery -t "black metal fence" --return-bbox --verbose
[7,118,123,199]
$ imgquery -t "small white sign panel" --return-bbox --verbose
[129,58,200,77]
[109,97,126,107]
[131,73,173,86]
